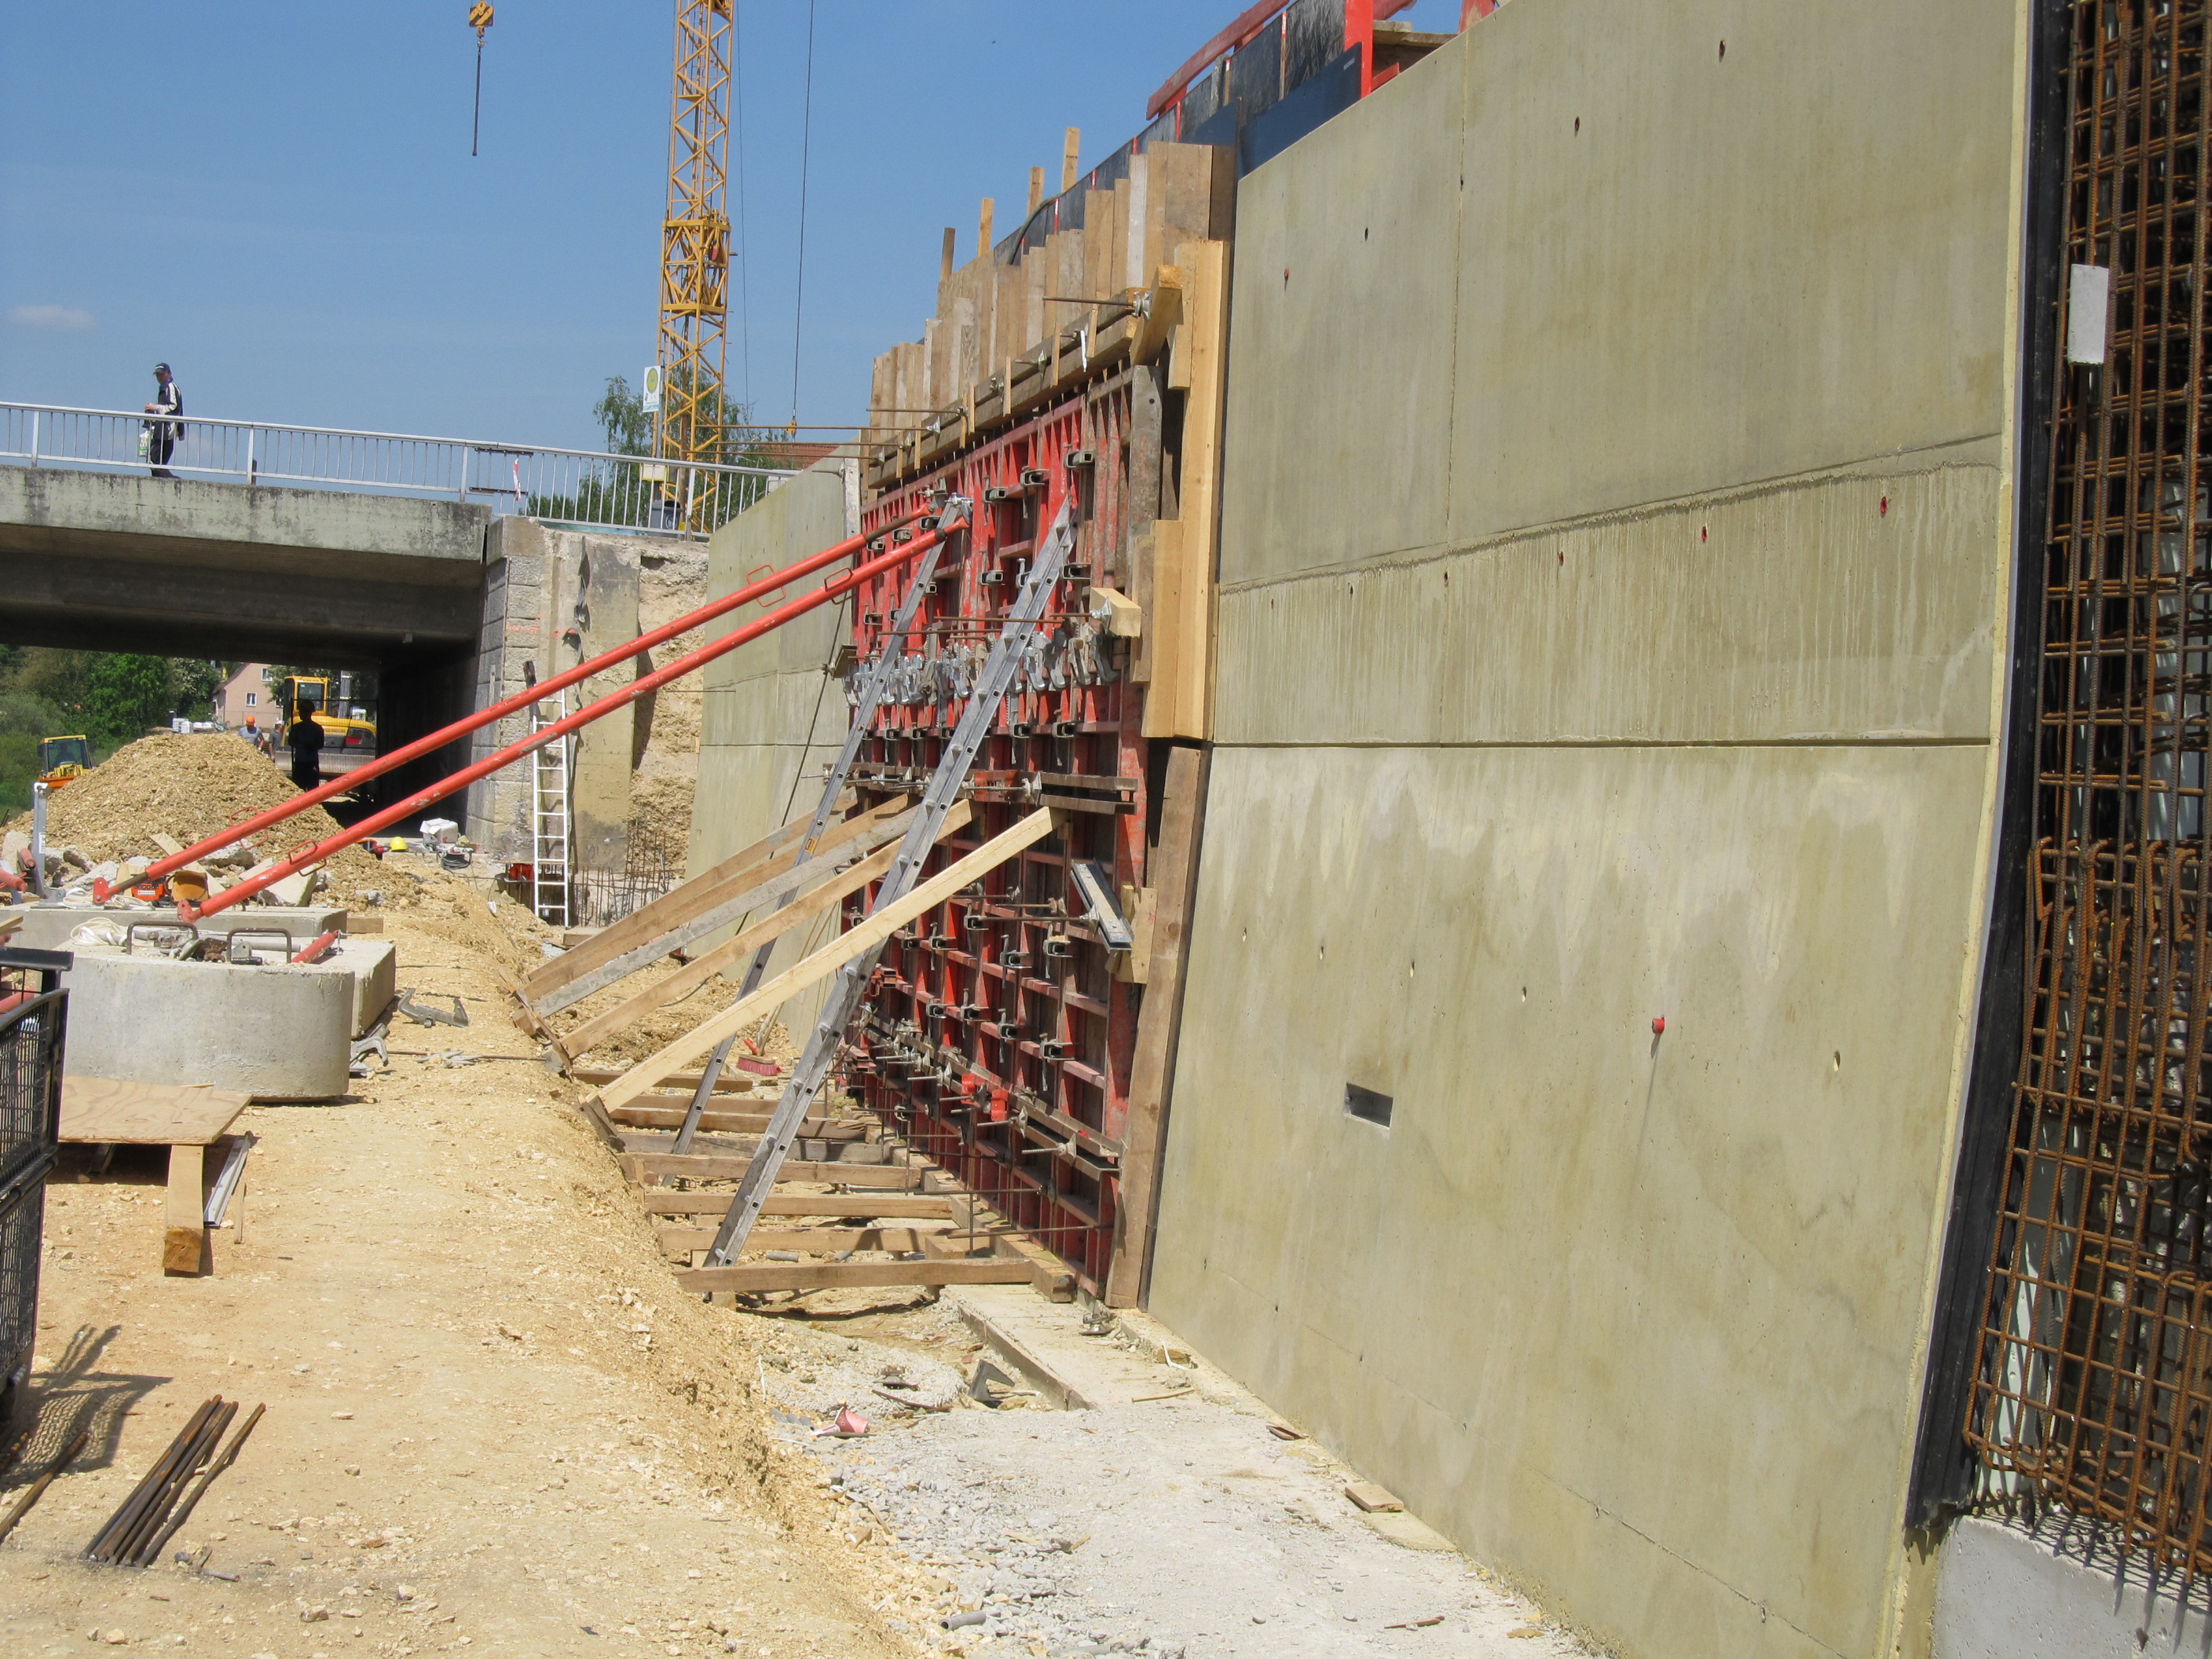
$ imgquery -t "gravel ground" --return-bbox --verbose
[745,1300,1597,1659]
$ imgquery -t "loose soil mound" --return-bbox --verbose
[6,731,385,892]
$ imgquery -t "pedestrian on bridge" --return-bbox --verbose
[141,363,182,478]
[287,705,324,791]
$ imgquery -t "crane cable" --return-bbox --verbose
[788,0,816,438]
[467,3,493,157]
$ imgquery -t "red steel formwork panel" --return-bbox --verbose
[839,372,1155,1293]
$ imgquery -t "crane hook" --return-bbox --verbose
[467,3,494,158]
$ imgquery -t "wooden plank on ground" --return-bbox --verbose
[639,1192,958,1219]
[572,1067,766,1094]
[61,1078,250,1148]
[596,809,1058,1110]
[1107,742,1210,1307]
[556,801,971,1057]
[523,790,881,1001]
[621,1154,926,1188]
[656,1225,950,1256]
[536,800,921,1016]
[609,1104,857,1136]
[673,1258,1034,1294]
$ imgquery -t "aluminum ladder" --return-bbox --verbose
[529,688,572,929]
[701,493,1079,1265]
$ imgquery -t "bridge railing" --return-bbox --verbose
[0,402,796,537]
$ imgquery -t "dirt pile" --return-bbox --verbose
[5,731,384,891]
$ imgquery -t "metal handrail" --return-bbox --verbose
[0,401,795,538]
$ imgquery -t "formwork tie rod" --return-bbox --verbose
[98,507,933,901]
[175,511,964,921]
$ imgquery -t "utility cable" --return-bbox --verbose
[788,0,817,434]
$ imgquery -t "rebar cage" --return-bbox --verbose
[1966,0,2212,1575]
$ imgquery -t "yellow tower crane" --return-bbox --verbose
[657,0,734,481]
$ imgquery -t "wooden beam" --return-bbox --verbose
[656,1225,950,1256]
[555,802,972,1057]
[525,792,892,1002]
[1062,127,1081,192]
[639,1192,958,1219]
[1133,265,1185,366]
[978,196,994,254]
[1142,239,1226,742]
[622,1154,925,1187]
[163,1144,207,1276]
[534,800,919,1016]
[1107,742,1211,1307]
[572,1067,764,1093]
[609,1104,859,1136]
[1027,166,1044,214]
[596,809,1058,1110]
[675,1258,1033,1294]
[940,226,956,283]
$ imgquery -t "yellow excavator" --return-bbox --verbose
[36,734,92,790]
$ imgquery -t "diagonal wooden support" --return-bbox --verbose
[522,789,887,1003]
[595,808,1057,1112]
[555,802,972,1060]
[533,800,919,1016]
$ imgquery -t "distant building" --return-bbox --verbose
[211,662,272,731]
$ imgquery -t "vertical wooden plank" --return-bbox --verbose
[1063,126,1082,192]
[1029,166,1045,214]
[1125,153,1152,293]
[1173,238,1227,738]
[940,227,956,283]
[165,1142,207,1276]
[1105,743,1211,1308]
[1141,521,1185,735]
[1127,367,1164,687]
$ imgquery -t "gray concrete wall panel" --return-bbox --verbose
[1218,456,2004,748]
[1152,4,2028,1657]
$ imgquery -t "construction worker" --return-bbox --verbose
[286,704,324,791]
[142,363,182,478]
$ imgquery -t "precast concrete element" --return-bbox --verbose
[1932,1517,2188,1657]
[686,458,856,1028]
[11,905,348,952]
[289,938,396,1038]
[1146,5,2025,1659]
[0,468,487,662]
[60,947,352,1100]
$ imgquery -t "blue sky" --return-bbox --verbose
[0,1,1461,454]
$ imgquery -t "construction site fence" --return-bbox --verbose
[0,402,794,539]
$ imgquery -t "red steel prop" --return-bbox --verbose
[97,508,931,900]
[176,517,959,921]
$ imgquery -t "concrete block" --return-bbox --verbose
[60,946,351,1100]
[285,937,395,1037]
[1935,1516,2177,1658]
[13,903,346,952]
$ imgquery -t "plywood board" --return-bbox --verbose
[60,1077,249,1147]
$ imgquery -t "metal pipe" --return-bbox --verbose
[108,507,933,898]
[137,1404,264,1566]
[86,1397,222,1562]
[182,520,954,921]
[112,1401,233,1566]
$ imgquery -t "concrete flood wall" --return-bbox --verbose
[683,460,857,1021]
[1145,5,2027,1659]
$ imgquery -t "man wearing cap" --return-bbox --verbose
[142,363,182,478]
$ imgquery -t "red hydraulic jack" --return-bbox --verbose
[136,504,965,921]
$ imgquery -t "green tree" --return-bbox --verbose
[169,658,226,720]
[83,654,174,742]
[593,375,653,457]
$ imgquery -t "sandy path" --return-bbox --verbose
[0,897,930,1659]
